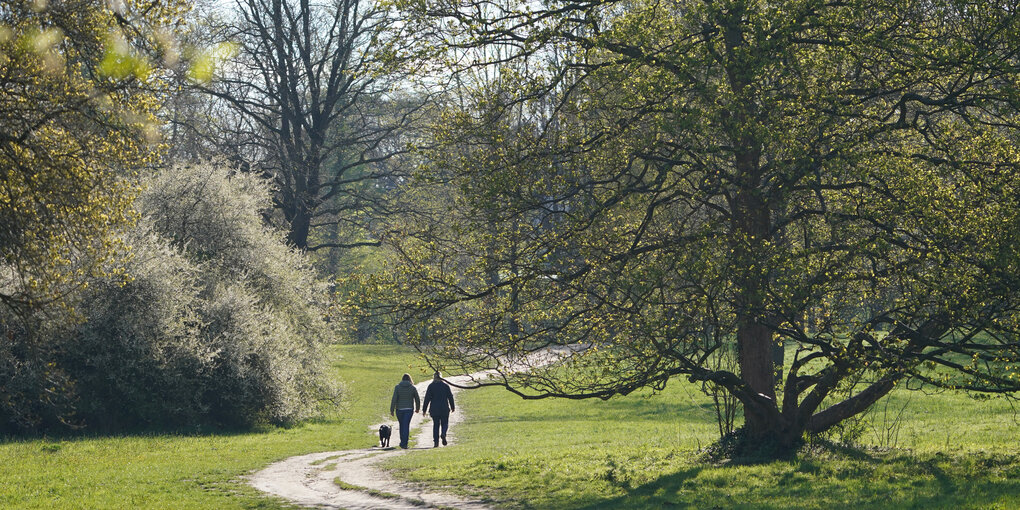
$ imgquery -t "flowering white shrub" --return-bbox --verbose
[1,162,340,433]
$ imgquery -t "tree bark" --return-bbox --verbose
[732,184,783,442]
[287,204,312,250]
[806,377,900,434]
[720,1,788,445]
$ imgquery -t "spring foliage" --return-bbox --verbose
[0,0,186,312]
[355,0,1020,448]
[2,163,338,433]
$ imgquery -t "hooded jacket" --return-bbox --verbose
[390,380,420,414]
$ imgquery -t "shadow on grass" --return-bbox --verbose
[0,419,316,446]
[571,449,1020,510]
[468,400,720,427]
[594,397,719,416]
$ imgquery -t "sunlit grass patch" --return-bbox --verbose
[385,371,1020,509]
[0,345,426,509]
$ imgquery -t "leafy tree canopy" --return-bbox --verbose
[354,0,1020,450]
[0,0,186,313]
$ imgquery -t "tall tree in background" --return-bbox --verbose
[201,0,423,251]
[159,0,233,163]
[361,0,1020,452]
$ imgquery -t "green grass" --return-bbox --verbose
[0,345,428,509]
[4,345,1019,509]
[333,477,430,506]
[383,373,1020,509]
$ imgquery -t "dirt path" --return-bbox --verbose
[249,348,579,509]
[249,373,492,510]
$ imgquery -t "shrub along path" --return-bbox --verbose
[249,372,491,510]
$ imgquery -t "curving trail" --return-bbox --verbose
[249,373,492,510]
[249,348,578,509]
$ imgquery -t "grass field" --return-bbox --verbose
[384,367,1020,509]
[0,345,427,510]
[3,345,1019,509]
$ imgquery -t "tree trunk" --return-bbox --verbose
[287,204,311,250]
[732,186,784,443]
[718,1,791,447]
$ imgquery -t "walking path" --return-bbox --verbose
[249,373,491,510]
[249,347,579,509]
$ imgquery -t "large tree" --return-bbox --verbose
[360,0,1020,451]
[0,0,187,430]
[200,0,425,250]
[0,0,185,313]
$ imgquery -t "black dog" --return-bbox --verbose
[378,424,391,447]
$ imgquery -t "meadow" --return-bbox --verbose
[385,357,1020,509]
[2,345,1019,509]
[0,345,426,510]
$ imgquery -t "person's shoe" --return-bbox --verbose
[441,435,447,446]
[400,444,408,449]
[434,441,439,447]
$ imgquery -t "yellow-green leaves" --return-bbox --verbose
[27,26,63,73]
[99,32,151,79]
[187,41,238,84]
[0,0,188,311]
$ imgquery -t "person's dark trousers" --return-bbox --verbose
[431,412,450,446]
[396,409,414,448]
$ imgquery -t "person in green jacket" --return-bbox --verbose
[390,373,421,449]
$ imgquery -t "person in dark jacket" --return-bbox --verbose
[422,371,455,447]
[390,373,420,449]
